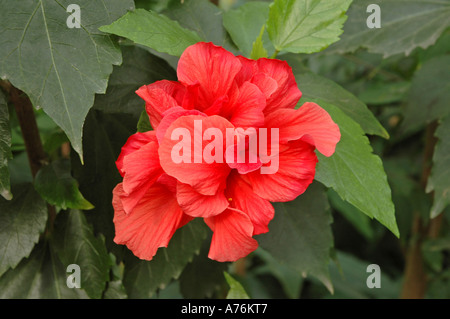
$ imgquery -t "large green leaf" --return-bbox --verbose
[0,242,88,298]
[257,182,334,292]
[165,0,234,51]
[427,116,450,218]
[34,159,94,210]
[313,101,399,237]
[99,9,204,57]
[0,0,134,160]
[223,1,274,57]
[52,210,111,299]
[0,90,12,200]
[325,0,450,57]
[122,219,208,298]
[295,71,389,138]
[402,55,450,133]
[0,184,48,277]
[267,0,353,54]
[94,45,176,118]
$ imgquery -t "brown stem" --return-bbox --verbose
[1,80,56,235]
[400,121,442,299]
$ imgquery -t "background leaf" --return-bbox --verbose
[0,90,12,200]
[99,9,204,57]
[224,272,250,299]
[52,210,111,299]
[0,242,88,298]
[122,219,208,298]
[257,182,334,292]
[313,101,399,237]
[34,159,93,210]
[0,184,48,277]
[0,0,134,159]
[267,0,353,53]
[325,0,450,57]
[427,115,450,218]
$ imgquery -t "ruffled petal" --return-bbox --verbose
[116,131,157,177]
[177,42,242,111]
[136,80,186,128]
[243,140,318,202]
[205,208,258,262]
[265,102,341,157]
[176,181,229,218]
[159,114,233,195]
[113,182,192,261]
[226,172,274,235]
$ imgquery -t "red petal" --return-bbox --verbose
[226,172,274,235]
[243,140,318,202]
[159,114,233,196]
[265,102,341,157]
[113,183,192,261]
[116,131,157,177]
[176,181,229,218]
[177,42,242,111]
[121,140,164,213]
[205,208,258,262]
[136,80,186,128]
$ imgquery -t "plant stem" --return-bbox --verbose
[270,49,280,59]
[1,80,56,235]
[400,121,442,299]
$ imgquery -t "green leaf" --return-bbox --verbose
[94,45,176,118]
[295,71,389,138]
[250,25,269,60]
[257,182,334,292]
[0,242,88,298]
[52,210,111,299]
[427,115,450,218]
[34,159,94,210]
[313,101,399,237]
[402,55,450,133]
[103,280,128,299]
[99,9,204,57]
[328,189,374,240]
[223,1,274,57]
[179,237,228,298]
[267,0,353,53]
[224,272,250,299]
[122,219,208,298]
[0,0,134,160]
[137,110,153,133]
[71,110,136,256]
[357,81,410,106]
[164,0,234,51]
[325,0,450,58]
[0,90,12,200]
[0,184,48,277]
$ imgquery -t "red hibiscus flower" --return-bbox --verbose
[112,42,340,262]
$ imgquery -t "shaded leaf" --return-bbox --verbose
[0,90,12,200]
[0,242,88,298]
[0,184,48,277]
[257,182,334,292]
[427,115,450,218]
[99,9,204,57]
[34,159,93,210]
[325,0,450,57]
[122,219,208,298]
[313,101,399,237]
[0,0,134,160]
[267,0,352,53]
[52,210,111,299]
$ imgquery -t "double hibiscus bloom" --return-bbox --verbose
[112,42,340,262]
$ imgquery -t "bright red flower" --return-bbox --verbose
[113,42,340,262]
